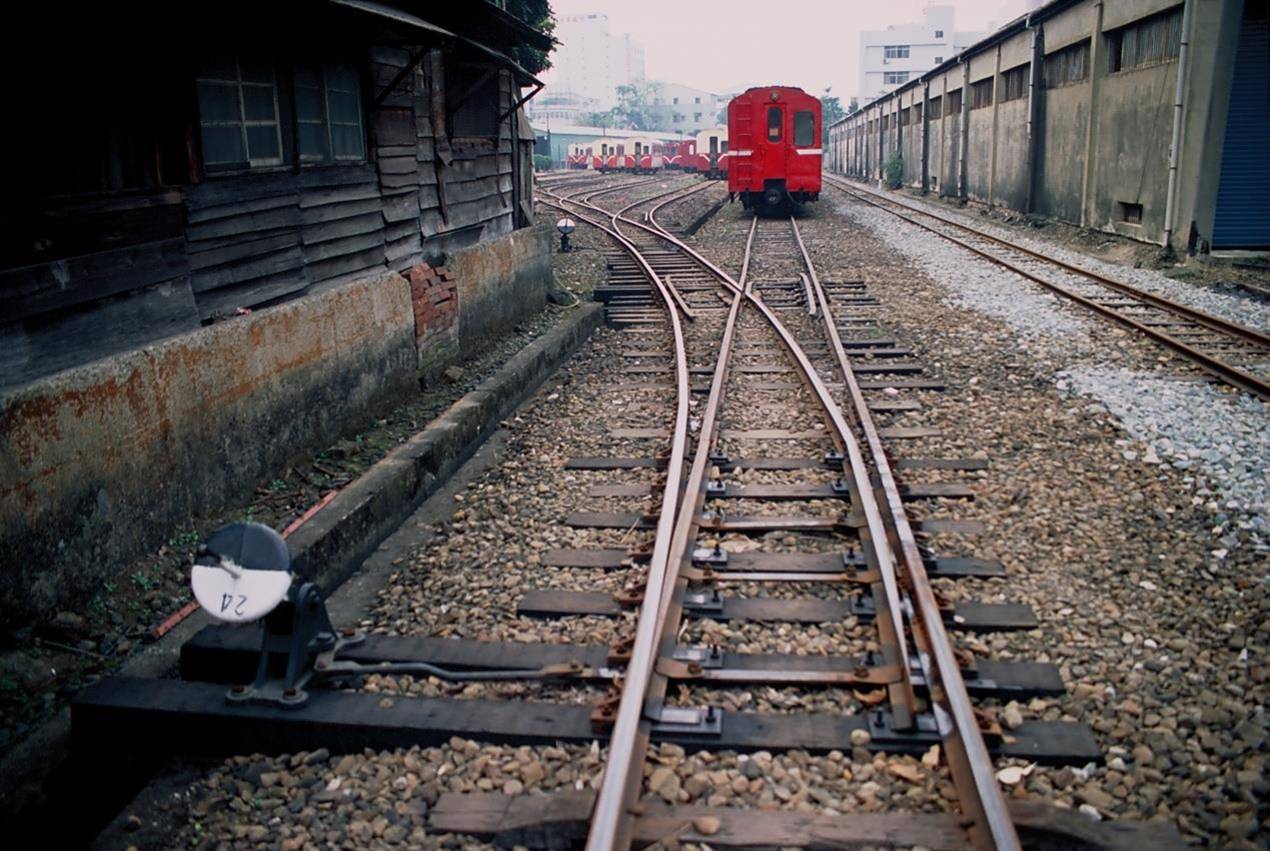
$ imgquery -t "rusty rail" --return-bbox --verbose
[825,175,1270,400]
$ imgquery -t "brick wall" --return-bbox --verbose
[406,262,459,374]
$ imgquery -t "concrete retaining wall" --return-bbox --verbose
[0,273,415,626]
[452,223,554,355]
[0,225,558,627]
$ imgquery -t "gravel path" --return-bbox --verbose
[839,181,1270,332]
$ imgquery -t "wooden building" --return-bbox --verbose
[0,1,552,390]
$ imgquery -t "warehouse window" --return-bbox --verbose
[197,60,284,169]
[794,110,815,146]
[884,71,910,85]
[970,78,994,109]
[767,106,782,141]
[900,107,912,127]
[295,63,365,162]
[1001,63,1029,102]
[928,95,942,119]
[1044,41,1090,87]
[947,89,963,114]
[1119,201,1144,224]
[884,45,910,59]
[1107,7,1183,73]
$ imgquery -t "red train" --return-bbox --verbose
[727,86,821,210]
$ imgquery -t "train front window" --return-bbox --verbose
[767,107,783,142]
[794,111,815,147]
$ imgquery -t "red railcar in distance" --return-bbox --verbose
[727,86,821,210]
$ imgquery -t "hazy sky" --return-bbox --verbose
[544,0,1034,102]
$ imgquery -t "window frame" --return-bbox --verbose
[767,106,783,142]
[295,62,367,164]
[793,110,815,147]
[197,60,286,171]
[884,45,911,59]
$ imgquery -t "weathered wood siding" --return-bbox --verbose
[0,47,533,391]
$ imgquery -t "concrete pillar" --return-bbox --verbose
[1080,1,1106,228]
[988,44,1003,208]
[921,80,931,194]
[959,59,971,202]
[1024,22,1045,214]
[939,74,949,196]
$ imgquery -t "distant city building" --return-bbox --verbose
[529,12,645,126]
[858,5,983,103]
[648,82,723,136]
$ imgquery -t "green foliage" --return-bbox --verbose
[716,106,727,126]
[533,153,553,171]
[587,81,664,131]
[820,90,845,145]
[883,151,904,190]
[131,570,158,592]
[505,0,556,75]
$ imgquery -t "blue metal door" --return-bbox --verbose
[1213,0,1270,249]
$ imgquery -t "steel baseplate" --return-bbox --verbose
[649,705,722,737]
[226,581,365,709]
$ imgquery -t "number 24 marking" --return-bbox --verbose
[220,593,248,616]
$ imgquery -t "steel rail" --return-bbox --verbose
[585,217,752,851]
[825,175,1270,400]
[790,216,1020,851]
[540,179,713,321]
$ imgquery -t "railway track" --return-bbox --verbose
[76,174,1179,850]
[535,179,1115,848]
[824,174,1270,400]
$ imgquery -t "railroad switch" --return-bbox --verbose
[192,522,591,708]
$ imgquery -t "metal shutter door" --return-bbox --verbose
[1212,0,1270,249]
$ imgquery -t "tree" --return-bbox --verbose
[716,106,727,126]
[505,0,556,74]
[821,88,845,146]
[610,81,663,130]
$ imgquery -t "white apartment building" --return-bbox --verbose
[532,12,645,118]
[648,82,723,135]
[858,5,984,103]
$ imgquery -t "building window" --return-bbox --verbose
[883,71,910,85]
[947,89,963,114]
[694,96,701,103]
[935,29,944,38]
[673,96,679,104]
[694,112,702,122]
[1119,201,1144,224]
[296,63,365,162]
[1044,41,1090,87]
[197,60,284,169]
[767,106,782,141]
[793,110,815,146]
[970,77,994,109]
[900,107,911,127]
[1001,63,1029,102]
[1107,7,1183,73]
[928,96,942,119]
[884,45,910,59]
[934,56,943,63]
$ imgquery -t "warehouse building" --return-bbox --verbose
[829,0,1269,255]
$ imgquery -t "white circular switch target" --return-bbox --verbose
[190,522,293,623]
